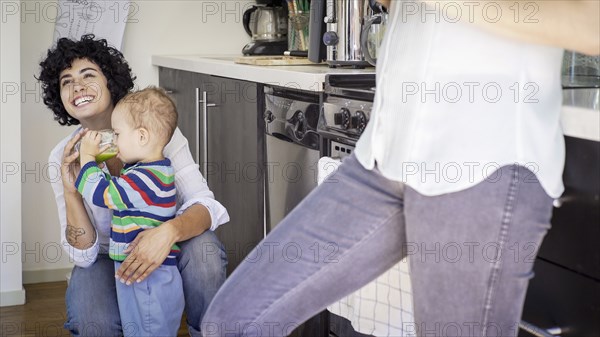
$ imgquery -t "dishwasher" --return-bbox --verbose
[264,86,329,336]
[264,86,321,232]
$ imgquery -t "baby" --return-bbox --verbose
[75,86,182,336]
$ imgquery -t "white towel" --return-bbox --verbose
[318,156,415,337]
[317,156,342,185]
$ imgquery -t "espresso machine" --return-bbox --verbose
[309,0,386,67]
[242,0,289,55]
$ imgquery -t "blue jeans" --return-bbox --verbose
[114,262,184,337]
[65,230,227,337]
[201,155,553,336]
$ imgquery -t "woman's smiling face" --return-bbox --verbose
[59,58,114,124]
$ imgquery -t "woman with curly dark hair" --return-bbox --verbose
[38,35,135,127]
[39,34,229,336]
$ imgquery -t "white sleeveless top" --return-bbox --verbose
[355,1,565,198]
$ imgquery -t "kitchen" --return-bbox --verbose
[1,1,599,336]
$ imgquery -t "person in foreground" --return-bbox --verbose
[201,1,599,336]
[40,35,229,336]
[76,87,183,336]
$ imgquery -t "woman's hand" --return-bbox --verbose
[61,128,98,250]
[115,204,212,284]
[61,129,86,194]
[115,219,180,285]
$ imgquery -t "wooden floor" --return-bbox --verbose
[0,281,189,336]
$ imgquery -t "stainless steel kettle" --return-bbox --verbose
[361,1,387,66]
[243,5,288,42]
[242,5,289,55]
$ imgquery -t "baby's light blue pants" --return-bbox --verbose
[115,262,184,337]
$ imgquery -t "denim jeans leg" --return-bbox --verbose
[178,230,228,336]
[65,254,122,336]
[404,165,553,337]
[201,155,407,336]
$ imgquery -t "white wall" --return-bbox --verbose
[122,0,253,87]
[19,1,74,284]
[19,1,253,282]
[1,1,25,306]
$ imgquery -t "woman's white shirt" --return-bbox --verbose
[355,1,565,198]
[49,127,230,268]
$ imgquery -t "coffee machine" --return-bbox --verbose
[242,0,289,55]
[309,0,386,67]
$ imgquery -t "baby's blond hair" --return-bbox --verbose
[116,86,178,146]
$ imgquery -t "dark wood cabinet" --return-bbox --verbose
[521,136,600,337]
[158,68,209,164]
[537,137,600,280]
[204,76,265,275]
[159,68,265,276]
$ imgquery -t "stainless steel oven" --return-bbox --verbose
[319,74,375,158]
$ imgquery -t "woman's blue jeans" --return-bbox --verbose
[201,155,553,336]
[65,230,227,337]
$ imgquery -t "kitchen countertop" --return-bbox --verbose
[152,54,375,92]
[562,89,599,142]
[153,55,599,142]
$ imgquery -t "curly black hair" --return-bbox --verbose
[37,34,136,126]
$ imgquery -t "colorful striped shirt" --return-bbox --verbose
[75,159,180,265]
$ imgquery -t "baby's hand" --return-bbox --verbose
[79,131,110,165]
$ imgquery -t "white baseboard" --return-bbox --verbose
[23,268,72,284]
[0,288,26,307]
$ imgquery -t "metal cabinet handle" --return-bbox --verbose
[553,195,575,208]
[197,88,216,176]
[552,198,563,208]
[194,88,201,167]
[519,320,562,337]
[552,192,599,208]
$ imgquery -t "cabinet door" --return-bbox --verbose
[203,76,264,275]
[158,67,209,164]
[537,137,600,279]
[521,136,600,337]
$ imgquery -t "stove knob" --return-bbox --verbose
[333,108,351,130]
[265,110,275,123]
[353,110,368,133]
[323,31,339,46]
[294,111,306,138]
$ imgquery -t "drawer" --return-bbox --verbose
[562,136,600,195]
[520,259,600,337]
[539,188,600,279]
